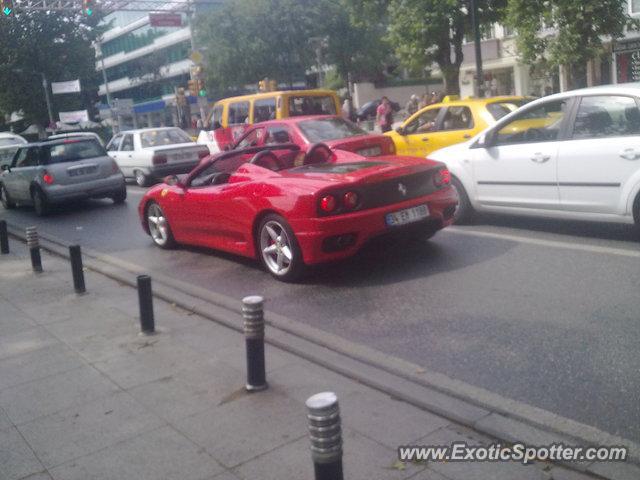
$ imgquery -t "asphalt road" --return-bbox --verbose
[2,186,640,443]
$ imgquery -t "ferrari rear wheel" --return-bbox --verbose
[146,202,176,249]
[258,214,305,282]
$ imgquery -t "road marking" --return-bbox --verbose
[446,226,640,259]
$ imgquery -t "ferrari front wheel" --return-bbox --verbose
[258,214,305,282]
[146,202,176,249]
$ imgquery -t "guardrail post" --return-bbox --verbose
[137,275,155,335]
[242,295,267,392]
[25,226,42,273]
[0,220,8,254]
[306,392,343,480]
[69,245,86,294]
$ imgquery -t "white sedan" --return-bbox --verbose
[106,127,210,187]
[429,84,640,229]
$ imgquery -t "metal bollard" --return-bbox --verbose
[137,275,155,335]
[306,392,343,480]
[69,245,86,294]
[25,226,42,273]
[242,295,267,392]
[0,220,8,254]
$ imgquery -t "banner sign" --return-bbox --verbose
[149,13,182,27]
[59,110,89,123]
[51,79,81,94]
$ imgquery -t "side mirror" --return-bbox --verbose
[395,126,405,135]
[471,132,490,149]
[163,175,183,188]
[1,164,9,172]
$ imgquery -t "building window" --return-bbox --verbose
[631,0,640,14]
[101,21,184,58]
[104,41,190,81]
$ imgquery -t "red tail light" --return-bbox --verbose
[42,172,54,185]
[320,195,336,212]
[433,168,451,187]
[343,191,359,210]
[197,149,209,159]
[152,154,168,165]
[111,160,120,174]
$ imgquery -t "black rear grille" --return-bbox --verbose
[361,170,437,209]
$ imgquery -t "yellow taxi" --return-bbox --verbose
[386,96,533,157]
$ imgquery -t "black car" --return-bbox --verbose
[355,99,401,122]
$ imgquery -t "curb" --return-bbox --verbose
[4,222,639,479]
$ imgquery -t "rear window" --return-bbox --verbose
[43,140,106,164]
[288,96,337,116]
[140,129,192,148]
[298,118,366,143]
[486,99,532,120]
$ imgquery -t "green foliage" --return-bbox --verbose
[387,0,506,94]
[506,0,637,83]
[0,10,105,126]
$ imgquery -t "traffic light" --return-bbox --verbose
[196,79,206,97]
[187,79,197,95]
[82,0,94,16]
[1,0,14,16]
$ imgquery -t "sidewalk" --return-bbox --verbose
[0,242,598,480]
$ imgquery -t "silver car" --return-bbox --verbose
[0,138,126,216]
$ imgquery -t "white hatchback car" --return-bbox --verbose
[429,84,640,228]
[106,127,210,187]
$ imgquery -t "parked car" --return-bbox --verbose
[386,96,532,158]
[48,132,105,147]
[106,127,210,187]
[0,132,27,169]
[428,84,640,227]
[355,99,401,122]
[197,89,341,153]
[229,115,396,157]
[138,143,457,281]
[0,138,126,216]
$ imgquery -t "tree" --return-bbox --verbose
[196,0,324,92]
[387,0,506,95]
[506,0,637,89]
[128,50,170,100]
[0,10,105,126]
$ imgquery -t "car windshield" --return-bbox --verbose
[140,129,192,148]
[43,140,106,164]
[297,118,366,142]
[486,99,533,120]
[288,96,337,116]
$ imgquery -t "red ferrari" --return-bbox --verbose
[138,143,458,281]
[229,115,395,157]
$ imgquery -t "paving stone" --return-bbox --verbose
[0,406,12,430]
[17,472,54,480]
[210,471,243,480]
[0,426,44,480]
[0,327,59,362]
[0,343,84,390]
[0,365,119,425]
[18,390,165,468]
[49,425,224,480]
[0,299,37,335]
[127,358,244,423]
[405,468,450,479]
[587,461,640,480]
[341,389,451,449]
[548,466,600,480]
[174,389,308,468]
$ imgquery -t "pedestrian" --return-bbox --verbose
[376,96,393,133]
[419,93,429,110]
[405,94,419,118]
[342,98,352,121]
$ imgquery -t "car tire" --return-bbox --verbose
[145,202,176,249]
[451,177,474,224]
[257,214,305,282]
[633,193,640,235]
[31,187,49,217]
[112,184,127,204]
[135,170,150,187]
[0,184,16,209]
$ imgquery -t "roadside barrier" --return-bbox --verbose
[69,245,86,294]
[0,220,8,254]
[306,391,344,480]
[137,275,156,335]
[25,226,42,273]
[242,295,268,392]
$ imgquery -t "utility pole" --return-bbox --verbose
[40,73,55,127]
[95,41,116,132]
[470,0,484,98]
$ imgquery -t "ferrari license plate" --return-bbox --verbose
[385,204,429,227]
[357,146,382,157]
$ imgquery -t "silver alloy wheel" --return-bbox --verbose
[135,170,146,187]
[0,186,8,207]
[147,203,170,246]
[260,220,293,276]
[451,182,461,219]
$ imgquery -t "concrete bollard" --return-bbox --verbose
[25,226,42,273]
[306,392,344,480]
[242,295,267,392]
[137,275,155,335]
[0,220,8,254]
[69,245,86,294]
